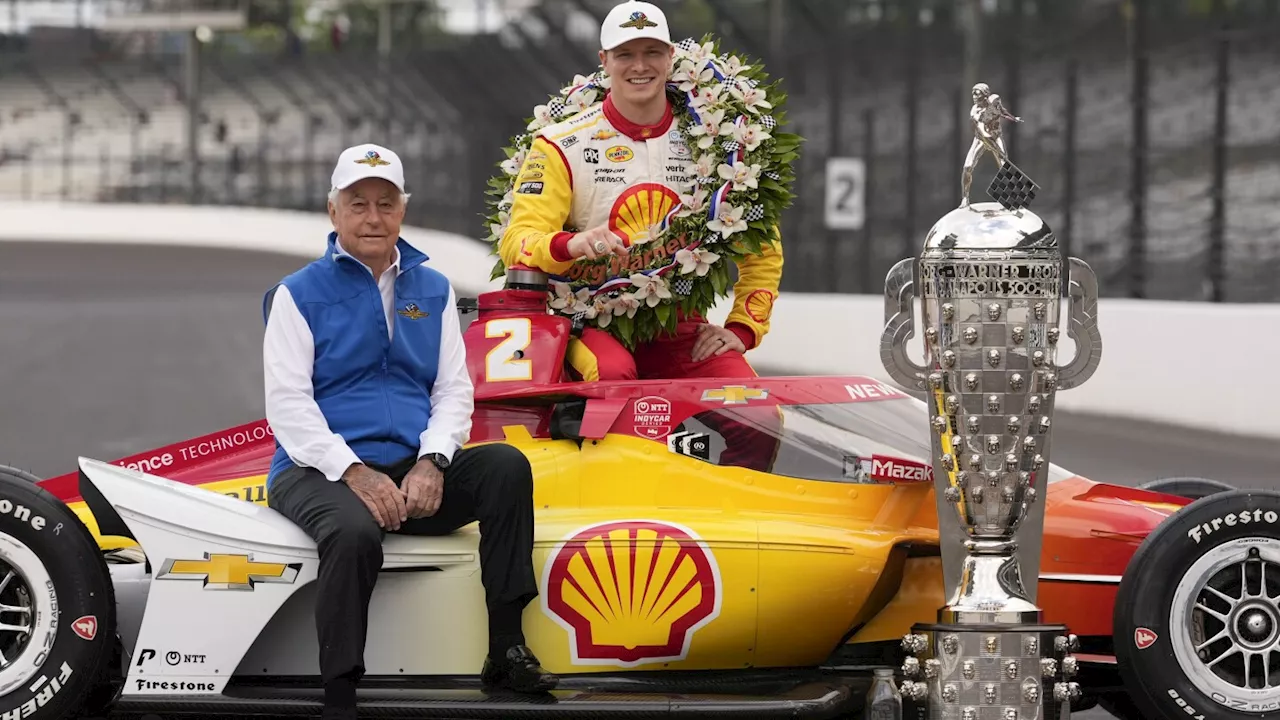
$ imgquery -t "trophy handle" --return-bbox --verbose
[880,257,930,391]
[1056,257,1103,389]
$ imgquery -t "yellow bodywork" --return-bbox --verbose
[73,425,943,672]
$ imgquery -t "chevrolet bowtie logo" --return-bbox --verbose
[398,303,428,320]
[701,385,769,405]
[157,553,301,591]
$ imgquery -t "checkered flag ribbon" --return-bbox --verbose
[514,133,529,146]
[672,277,694,296]
[764,170,781,181]
[760,116,777,130]
[676,38,699,52]
[987,161,1039,211]
[547,98,567,117]
[722,139,740,155]
[745,204,765,222]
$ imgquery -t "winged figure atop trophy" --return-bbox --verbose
[960,82,1029,210]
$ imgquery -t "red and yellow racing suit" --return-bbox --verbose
[499,93,783,386]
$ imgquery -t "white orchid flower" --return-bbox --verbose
[561,74,594,96]
[675,247,720,276]
[721,55,749,76]
[676,187,709,217]
[591,296,614,327]
[680,41,714,65]
[612,293,640,318]
[570,288,594,315]
[688,108,730,150]
[527,104,553,131]
[500,148,527,176]
[500,190,514,210]
[673,62,714,93]
[733,122,771,152]
[548,281,575,310]
[629,273,672,308]
[691,82,723,110]
[567,88,596,113]
[489,210,510,239]
[730,84,773,114]
[694,153,717,180]
[707,203,747,238]
[717,161,762,192]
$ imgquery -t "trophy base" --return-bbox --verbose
[898,622,1081,720]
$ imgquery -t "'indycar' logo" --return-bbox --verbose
[542,520,722,667]
[156,553,301,591]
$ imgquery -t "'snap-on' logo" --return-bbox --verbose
[542,520,722,667]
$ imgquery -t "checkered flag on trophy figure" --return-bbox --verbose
[987,161,1039,211]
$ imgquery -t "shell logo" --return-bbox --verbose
[608,183,681,247]
[606,145,635,163]
[744,289,776,323]
[542,519,722,667]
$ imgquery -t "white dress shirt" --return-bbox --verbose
[263,239,474,481]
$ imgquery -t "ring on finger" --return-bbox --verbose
[593,240,608,253]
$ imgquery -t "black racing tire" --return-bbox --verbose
[1114,489,1280,720]
[0,470,117,719]
[0,466,43,485]
[1140,476,1237,500]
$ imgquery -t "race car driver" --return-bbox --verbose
[498,0,783,388]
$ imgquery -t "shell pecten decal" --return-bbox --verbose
[542,520,722,667]
[608,182,681,247]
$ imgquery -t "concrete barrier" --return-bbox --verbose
[3,201,1274,441]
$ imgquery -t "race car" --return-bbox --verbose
[0,267,1275,720]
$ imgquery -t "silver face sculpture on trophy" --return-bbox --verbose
[880,82,1103,720]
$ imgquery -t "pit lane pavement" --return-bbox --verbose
[2,241,1271,720]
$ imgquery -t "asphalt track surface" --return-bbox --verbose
[2,241,1275,720]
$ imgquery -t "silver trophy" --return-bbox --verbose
[880,82,1102,720]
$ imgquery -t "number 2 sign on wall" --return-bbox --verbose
[824,157,866,231]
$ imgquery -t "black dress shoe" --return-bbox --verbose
[481,645,559,693]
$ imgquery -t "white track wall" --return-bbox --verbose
[3,201,1274,441]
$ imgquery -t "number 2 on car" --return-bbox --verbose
[484,318,533,382]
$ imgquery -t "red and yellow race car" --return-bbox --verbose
[2,269,1275,720]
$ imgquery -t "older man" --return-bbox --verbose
[262,143,557,719]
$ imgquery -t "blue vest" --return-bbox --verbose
[264,232,451,486]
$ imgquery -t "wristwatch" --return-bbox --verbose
[423,452,451,470]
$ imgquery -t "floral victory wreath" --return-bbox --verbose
[482,35,802,348]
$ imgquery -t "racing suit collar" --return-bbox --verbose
[603,92,673,141]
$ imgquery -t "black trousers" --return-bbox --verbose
[267,443,539,698]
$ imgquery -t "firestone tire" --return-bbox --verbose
[1114,489,1280,720]
[0,470,117,719]
[1139,476,1238,501]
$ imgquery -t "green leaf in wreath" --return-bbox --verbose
[655,301,672,327]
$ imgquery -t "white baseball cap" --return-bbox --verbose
[600,1,671,51]
[330,143,405,193]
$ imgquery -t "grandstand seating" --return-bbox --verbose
[0,5,1276,299]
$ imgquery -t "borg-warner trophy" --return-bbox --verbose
[880,82,1102,720]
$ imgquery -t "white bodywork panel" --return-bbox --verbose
[81,458,490,696]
